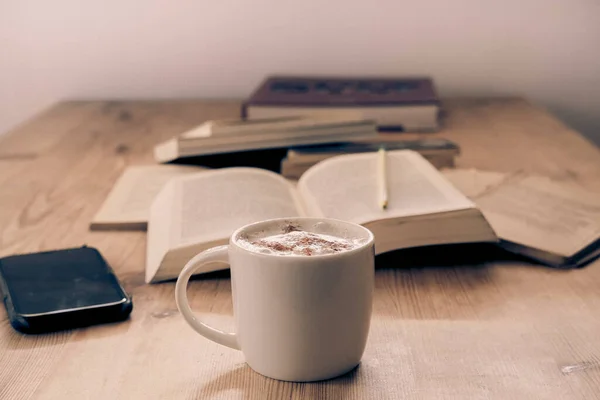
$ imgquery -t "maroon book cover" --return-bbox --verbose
[243,76,440,109]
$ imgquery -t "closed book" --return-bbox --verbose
[242,76,441,131]
[154,115,377,164]
[280,139,459,179]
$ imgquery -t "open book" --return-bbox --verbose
[91,165,204,230]
[146,150,496,283]
[443,169,600,267]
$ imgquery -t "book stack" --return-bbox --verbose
[151,75,443,171]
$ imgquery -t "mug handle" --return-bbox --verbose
[175,245,240,350]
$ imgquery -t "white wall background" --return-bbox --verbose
[1,0,599,144]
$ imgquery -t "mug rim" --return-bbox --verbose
[230,217,375,259]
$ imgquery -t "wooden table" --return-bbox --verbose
[1,98,600,399]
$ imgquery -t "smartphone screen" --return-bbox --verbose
[0,247,129,316]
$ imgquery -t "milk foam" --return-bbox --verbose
[237,227,366,256]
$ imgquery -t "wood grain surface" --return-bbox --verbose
[1,98,599,400]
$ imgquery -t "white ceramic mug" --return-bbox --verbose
[175,217,375,382]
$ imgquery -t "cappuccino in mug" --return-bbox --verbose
[176,217,375,382]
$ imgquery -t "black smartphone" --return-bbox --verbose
[0,246,132,334]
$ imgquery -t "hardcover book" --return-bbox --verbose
[242,76,441,131]
[154,115,377,163]
[280,138,459,179]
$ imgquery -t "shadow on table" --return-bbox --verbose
[372,242,544,319]
[375,242,531,270]
[198,363,362,400]
[374,242,527,288]
[2,315,133,348]
[170,147,288,173]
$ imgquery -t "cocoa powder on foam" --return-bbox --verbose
[239,224,360,256]
[252,231,354,256]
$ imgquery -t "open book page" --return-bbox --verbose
[91,164,203,229]
[474,175,600,257]
[171,168,303,246]
[441,168,510,199]
[296,150,474,225]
